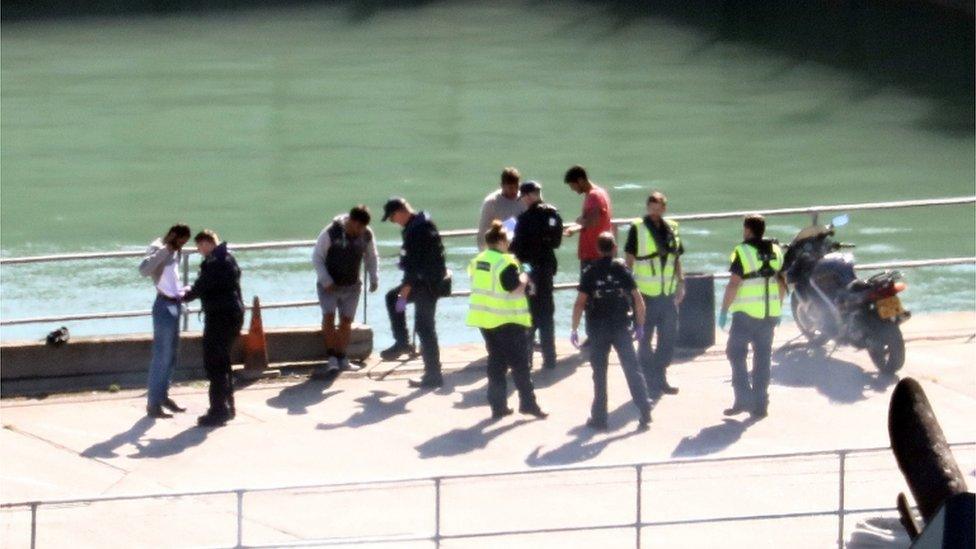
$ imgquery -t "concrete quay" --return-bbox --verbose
[1,312,974,548]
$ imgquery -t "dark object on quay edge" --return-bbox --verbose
[45,326,69,347]
[887,377,970,541]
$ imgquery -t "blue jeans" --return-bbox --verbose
[148,295,180,408]
[588,325,652,423]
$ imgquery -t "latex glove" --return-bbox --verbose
[570,330,580,349]
[633,324,646,342]
[718,310,728,330]
[395,296,408,313]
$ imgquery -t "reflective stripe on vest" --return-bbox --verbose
[631,218,681,297]
[466,249,532,329]
[729,242,784,319]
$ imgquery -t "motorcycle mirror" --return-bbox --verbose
[831,214,850,228]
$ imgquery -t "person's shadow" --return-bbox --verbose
[266,376,342,415]
[671,417,759,458]
[415,417,533,459]
[128,425,210,459]
[81,416,156,459]
[317,388,433,431]
[772,343,896,404]
[525,404,643,467]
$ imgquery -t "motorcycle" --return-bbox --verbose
[783,214,911,374]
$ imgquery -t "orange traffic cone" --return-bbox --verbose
[243,296,269,372]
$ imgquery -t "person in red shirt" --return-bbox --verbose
[564,165,614,347]
[563,165,614,272]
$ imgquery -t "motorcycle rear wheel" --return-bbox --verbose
[868,321,905,374]
[791,293,830,346]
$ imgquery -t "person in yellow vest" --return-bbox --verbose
[624,191,685,399]
[467,220,548,420]
[718,214,787,419]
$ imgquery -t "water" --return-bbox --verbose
[2,1,973,345]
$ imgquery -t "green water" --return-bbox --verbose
[1,1,973,342]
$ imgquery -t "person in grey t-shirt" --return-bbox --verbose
[477,167,527,250]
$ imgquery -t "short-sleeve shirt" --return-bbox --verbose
[578,185,613,261]
[624,216,685,266]
[578,257,635,330]
[729,238,766,277]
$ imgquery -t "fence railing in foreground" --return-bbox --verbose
[2,442,972,549]
[0,196,973,330]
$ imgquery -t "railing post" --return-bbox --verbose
[433,477,442,549]
[29,502,37,549]
[236,489,244,548]
[181,253,191,332]
[810,210,820,227]
[837,451,847,549]
[635,465,643,549]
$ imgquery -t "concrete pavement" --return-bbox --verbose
[1,312,974,548]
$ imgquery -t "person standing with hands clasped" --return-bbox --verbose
[625,191,684,399]
[467,221,548,420]
[718,214,786,419]
[571,232,652,432]
[139,223,191,419]
[181,230,245,427]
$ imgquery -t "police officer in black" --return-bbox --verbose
[571,232,652,431]
[510,180,563,370]
[379,197,448,389]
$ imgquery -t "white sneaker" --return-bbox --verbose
[326,356,340,373]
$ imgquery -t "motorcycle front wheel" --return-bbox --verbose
[868,320,905,374]
[791,293,830,346]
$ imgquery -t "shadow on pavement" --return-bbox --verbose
[771,343,896,404]
[81,416,156,459]
[266,376,342,415]
[317,388,431,431]
[128,425,210,459]
[453,352,587,410]
[525,404,643,467]
[415,417,534,459]
[671,417,759,458]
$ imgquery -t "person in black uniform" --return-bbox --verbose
[510,180,563,370]
[379,197,448,389]
[571,232,652,431]
[624,191,685,399]
[182,230,245,427]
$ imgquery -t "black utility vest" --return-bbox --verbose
[325,222,368,286]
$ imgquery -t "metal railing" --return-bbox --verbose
[2,442,972,549]
[1,196,973,330]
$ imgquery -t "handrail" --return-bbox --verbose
[1,196,972,264]
[1,256,973,327]
[2,442,972,549]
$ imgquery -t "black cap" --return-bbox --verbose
[519,180,541,197]
[382,197,408,222]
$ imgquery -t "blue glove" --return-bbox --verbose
[718,310,728,330]
[633,324,646,342]
[395,296,408,314]
[570,329,580,349]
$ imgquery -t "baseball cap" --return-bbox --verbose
[381,197,408,222]
[519,180,542,197]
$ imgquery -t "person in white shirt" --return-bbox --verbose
[138,224,191,419]
[476,167,527,250]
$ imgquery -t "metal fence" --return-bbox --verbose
[2,442,972,549]
[1,196,973,330]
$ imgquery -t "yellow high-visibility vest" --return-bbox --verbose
[729,242,784,319]
[631,218,682,297]
[466,249,532,329]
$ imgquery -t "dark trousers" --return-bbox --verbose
[638,295,678,397]
[202,310,244,417]
[725,312,777,411]
[527,270,556,367]
[481,324,539,413]
[589,325,651,422]
[386,283,441,383]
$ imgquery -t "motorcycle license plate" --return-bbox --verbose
[876,296,904,320]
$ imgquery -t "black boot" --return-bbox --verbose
[162,398,186,413]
